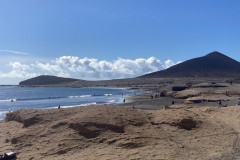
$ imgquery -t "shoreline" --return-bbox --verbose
[0,87,143,121]
[1,79,240,159]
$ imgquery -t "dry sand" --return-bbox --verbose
[1,105,240,160]
[1,79,240,159]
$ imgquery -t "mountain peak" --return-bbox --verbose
[140,52,240,78]
[205,51,225,57]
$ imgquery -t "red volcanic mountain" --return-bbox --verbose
[140,51,240,78]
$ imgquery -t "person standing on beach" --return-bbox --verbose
[219,100,222,107]
[237,98,240,105]
[123,99,126,103]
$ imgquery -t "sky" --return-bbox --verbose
[0,0,240,84]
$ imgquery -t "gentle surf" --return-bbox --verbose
[0,86,140,120]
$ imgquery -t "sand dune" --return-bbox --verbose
[1,104,240,160]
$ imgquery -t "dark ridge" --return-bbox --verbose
[140,51,240,78]
[19,75,80,86]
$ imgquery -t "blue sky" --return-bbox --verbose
[0,0,240,84]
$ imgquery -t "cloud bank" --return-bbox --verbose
[0,56,181,81]
[0,62,36,78]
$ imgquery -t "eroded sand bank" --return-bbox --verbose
[1,105,240,160]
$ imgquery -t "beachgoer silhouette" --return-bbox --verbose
[172,100,175,105]
[123,99,126,103]
[237,98,240,105]
[219,100,222,107]
[58,105,60,109]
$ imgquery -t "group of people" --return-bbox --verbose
[218,98,240,107]
[151,94,176,105]
[151,93,161,99]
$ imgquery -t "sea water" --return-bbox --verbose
[0,86,140,120]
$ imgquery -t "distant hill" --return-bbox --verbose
[140,51,240,78]
[19,75,80,85]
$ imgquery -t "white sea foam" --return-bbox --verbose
[0,111,9,115]
[50,102,97,109]
[0,111,9,120]
[104,94,113,96]
[61,102,97,108]
[68,95,92,98]
[68,95,82,98]
[80,95,92,98]
[106,100,116,103]
[78,102,97,106]
[0,99,16,102]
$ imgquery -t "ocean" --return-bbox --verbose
[0,86,140,120]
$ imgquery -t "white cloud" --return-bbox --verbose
[0,62,36,78]
[0,56,180,83]
[34,62,70,77]
[0,50,31,55]
[164,59,175,69]
[35,62,62,73]
[55,56,167,79]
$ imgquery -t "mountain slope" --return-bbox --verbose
[141,51,240,78]
[19,75,80,85]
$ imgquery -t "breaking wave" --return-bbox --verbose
[0,93,120,103]
[0,99,17,102]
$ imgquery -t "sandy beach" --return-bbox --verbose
[1,0,240,159]
[1,78,240,159]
